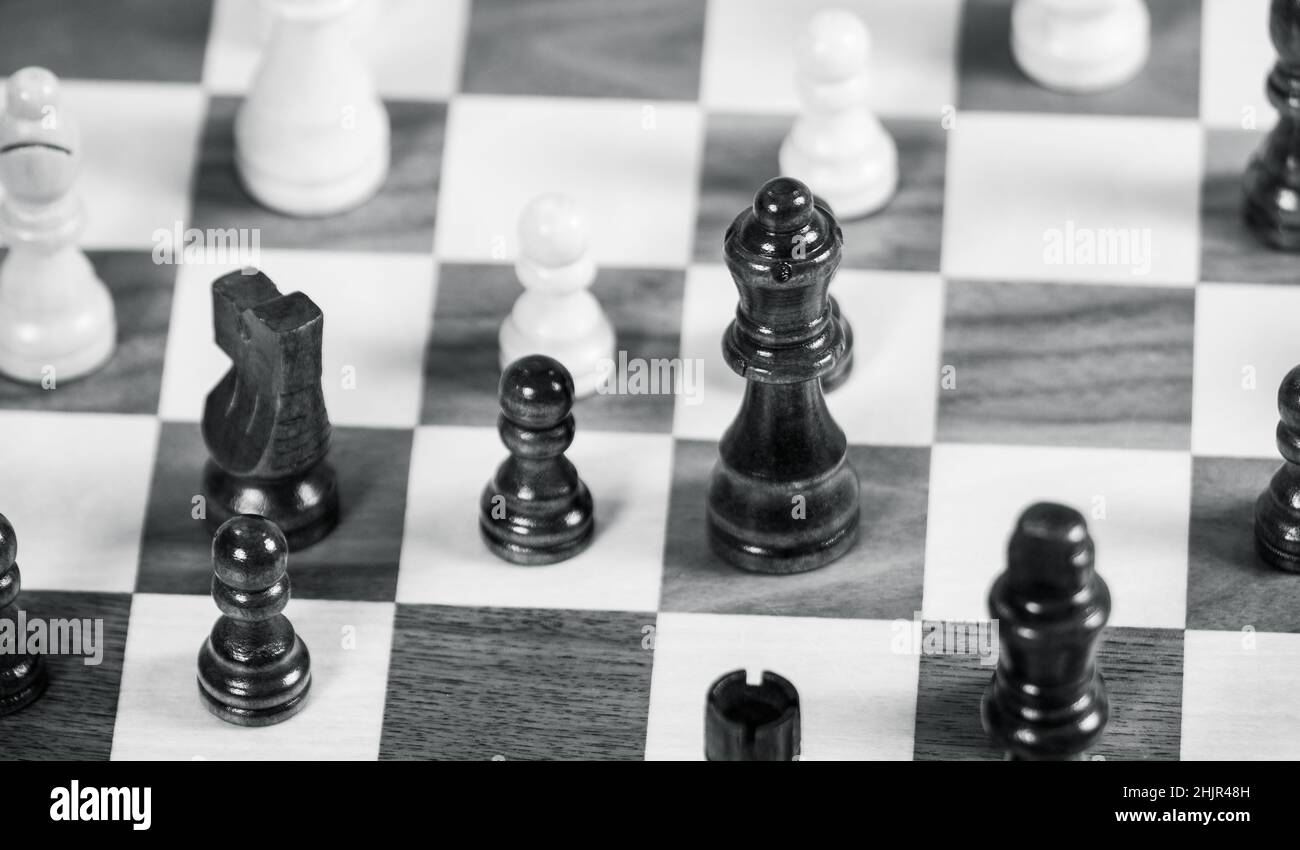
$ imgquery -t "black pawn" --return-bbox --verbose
[708,177,860,573]
[1255,364,1300,570]
[198,515,311,726]
[1243,0,1300,250]
[480,355,594,565]
[0,513,46,716]
[982,503,1110,761]
[705,670,800,761]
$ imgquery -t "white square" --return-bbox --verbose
[157,250,436,429]
[645,613,919,760]
[201,0,468,101]
[1181,629,1300,760]
[0,81,204,251]
[0,411,155,594]
[701,0,961,119]
[1200,0,1275,131]
[435,95,702,268]
[111,594,394,760]
[923,443,1191,629]
[397,426,670,612]
[941,112,1202,285]
[1191,284,1299,459]
[672,264,942,446]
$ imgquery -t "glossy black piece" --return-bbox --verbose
[1255,364,1300,570]
[821,296,855,393]
[705,669,800,761]
[197,515,311,726]
[707,177,860,574]
[479,355,594,565]
[201,270,339,550]
[1243,0,1300,250]
[0,513,46,716]
[982,503,1110,761]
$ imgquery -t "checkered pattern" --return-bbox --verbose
[0,0,1297,761]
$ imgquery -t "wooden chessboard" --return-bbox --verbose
[0,0,1294,761]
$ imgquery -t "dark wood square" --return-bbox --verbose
[937,280,1195,450]
[189,97,443,253]
[380,604,654,760]
[135,421,411,602]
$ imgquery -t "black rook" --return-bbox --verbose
[707,177,860,574]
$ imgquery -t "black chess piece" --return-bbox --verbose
[1255,364,1300,570]
[820,297,855,393]
[0,513,47,716]
[707,177,860,574]
[201,269,339,550]
[480,354,595,565]
[982,503,1110,761]
[705,670,800,761]
[198,515,311,726]
[1243,0,1300,250]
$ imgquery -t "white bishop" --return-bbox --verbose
[0,67,116,384]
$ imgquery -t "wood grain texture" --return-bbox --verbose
[1200,128,1300,285]
[379,604,654,760]
[694,114,944,272]
[937,280,1195,450]
[135,422,410,602]
[0,0,213,83]
[1187,455,1300,633]
[420,262,684,433]
[913,625,1184,760]
[189,97,443,253]
[957,0,1201,118]
[0,250,173,415]
[662,440,928,619]
[461,0,706,100]
[0,591,130,760]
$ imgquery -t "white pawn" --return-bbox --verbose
[235,0,390,216]
[779,8,898,220]
[1012,0,1150,93]
[499,195,615,399]
[0,67,116,384]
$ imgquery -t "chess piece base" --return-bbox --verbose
[982,673,1109,760]
[1243,160,1300,252]
[0,247,116,383]
[1011,0,1150,93]
[1254,474,1300,572]
[0,655,47,717]
[779,130,898,220]
[498,310,616,399]
[197,633,311,728]
[479,479,595,565]
[202,458,340,550]
[234,106,390,217]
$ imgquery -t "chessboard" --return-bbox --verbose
[0,0,1295,762]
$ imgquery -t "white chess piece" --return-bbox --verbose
[1012,0,1150,93]
[499,195,615,399]
[235,0,390,216]
[0,67,116,384]
[779,8,898,220]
